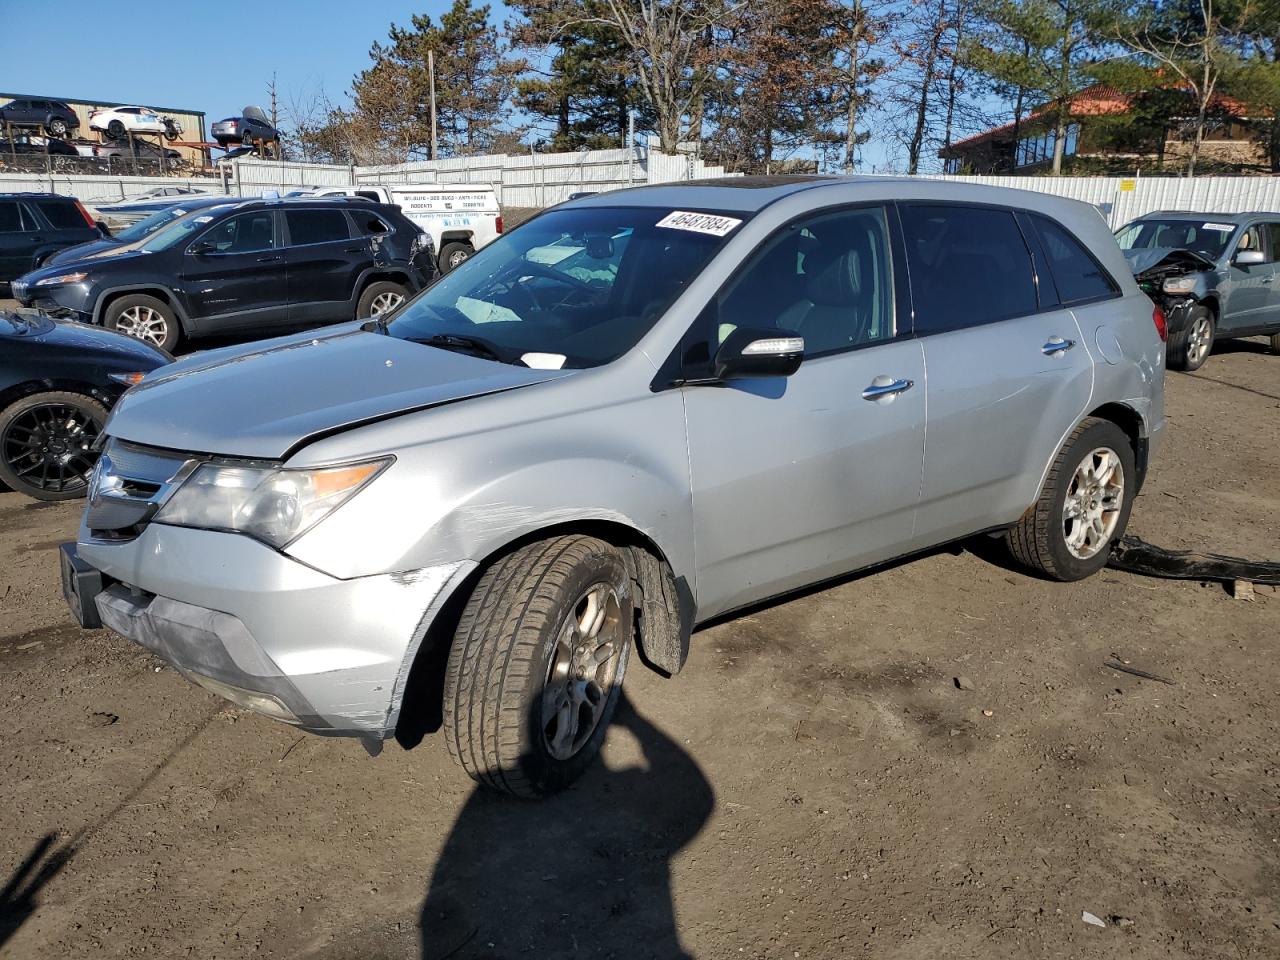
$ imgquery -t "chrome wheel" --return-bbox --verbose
[541,583,626,761]
[1062,447,1125,560]
[1,402,100,494]
[370,291,404,315]
[115,305,169,347]
[1187,313,1212,366]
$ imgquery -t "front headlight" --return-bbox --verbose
[1162,276,1197,295]
[35,271,88,286]
[156,458,391,548]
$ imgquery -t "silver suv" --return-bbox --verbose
[59,178,1167,797]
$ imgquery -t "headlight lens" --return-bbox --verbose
[1162,276,1197,294]
[156,458,391,548]
[35,271,88,286]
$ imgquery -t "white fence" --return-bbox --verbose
[925,174,1280,227]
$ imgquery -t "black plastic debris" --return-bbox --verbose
[1108,535,1280,586]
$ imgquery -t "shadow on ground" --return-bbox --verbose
[417,693,714,959]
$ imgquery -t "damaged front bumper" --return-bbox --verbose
[60,524,473,746]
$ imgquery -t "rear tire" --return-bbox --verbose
[1167,304,1214,372]
[1006,417,1136,582]
[355,280,409,320]
[0,392,107,501]
[46,118,68,138]
[107,119,125,139]
[104,294,179,353]
[1270,331,1280,355]
[443,535,633,798]
[438,242,473,274]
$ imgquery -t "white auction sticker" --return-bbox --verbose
[656,210,743,237]
[1202,222,1235,232]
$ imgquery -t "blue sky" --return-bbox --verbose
[3,0,469,131]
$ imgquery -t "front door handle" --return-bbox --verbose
[1042,336,1076,356]
[344,246,365,253]
[861,376,914,402]
[256,255,282,263]
[1262,276,1274,283]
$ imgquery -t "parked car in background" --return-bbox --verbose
[216,145,264,163]
[46,195,232,266]
[88,106,167,139]
[14,197,436,351]
[0,193,101,288]
[89,186,218,228]
[0,98,80,138]
[312,183,501,273]
[212,114,279,146]
[0,134,79,157]
[90,140,182,162]
[56,178,1166,798]
[0,309,168,500]
[1117,211,1280,369]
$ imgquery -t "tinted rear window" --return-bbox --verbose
[357,214,391,235]
[1032,214,1117,304]
[0,202,24,232]
[899,204,1038,334]
[33,199,87,230]
[286,209,350,245]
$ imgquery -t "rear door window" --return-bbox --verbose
[0,201,26,232]
[898,203,1038,334]
[33,200,87,231]
[1031,214,1118,304]
[357,214,391,235]
[285,209,351,246]
[1267,224,1280,261]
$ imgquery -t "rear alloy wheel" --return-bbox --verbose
[0,392,107,501]
[46,118,68,138]
[1006,417,1136,581]
[105,294,179,352]
[356,280,409,320]
[443,535,633,798]
[1270,332,1280,355]
[438,242,473,274]
[1167,304,1214,372]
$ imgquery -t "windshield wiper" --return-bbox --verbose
[408,333,504,362]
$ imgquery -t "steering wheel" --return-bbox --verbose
[518,259,598,293]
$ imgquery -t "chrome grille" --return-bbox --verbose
[86,439,197,536]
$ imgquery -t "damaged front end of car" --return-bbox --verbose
[1125,246,1216,338]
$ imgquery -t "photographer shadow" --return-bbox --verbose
[419,692,714,959]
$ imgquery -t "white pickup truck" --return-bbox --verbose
[311,184,502,273]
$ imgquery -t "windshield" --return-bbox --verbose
[139,206,236,252]
[386,206,742,369]
[118,205,206,242]
[1115,219,1237,260]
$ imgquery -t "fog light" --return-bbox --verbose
[188,672,300,724]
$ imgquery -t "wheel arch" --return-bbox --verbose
[0,377,118,413]
[94,286,191,333]
[1085,401,1149,490]
[392,517,693,750]
[439,231,475,247]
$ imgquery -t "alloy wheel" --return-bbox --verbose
[1062,447,1125,560]
[1187,314,1212,366]
[370,291,404,315]
[115,305,169,347]
[541,583,626,761]
[1,403,100,494]
[448,250,469,269]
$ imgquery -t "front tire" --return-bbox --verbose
[0,392,107,501]
[1270,331,1280,355]
[1006,417,1136,582]
[1167,304,1214,371]
[104,294,179,353]
[443,536,633,798]
[355,280,409,320]
[106,119,125,139]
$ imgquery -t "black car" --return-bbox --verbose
[14,197,437,352]
[211,115,279,146]
[0,98,80,138]
[45,195,232,267]
[0,193,103,288]
[0,134,79,157]
[0,310,169,500]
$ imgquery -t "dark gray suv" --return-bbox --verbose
[1117,211,1280,370]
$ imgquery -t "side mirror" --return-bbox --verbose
[713,326,804,380]
[1234,249,1265,266]
[189,241,214,256]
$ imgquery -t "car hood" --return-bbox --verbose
[46,238,123,266]
[0,310,171,365]
[1123,247,1217,277]
[105,326,575,459]
[20,245,150,284]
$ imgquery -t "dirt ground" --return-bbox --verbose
[1,329,1278,960]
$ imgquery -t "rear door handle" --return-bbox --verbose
[344,246,365,253]
[1042,336,1075,356]
[256,255,282,263]
[861,376,914,401]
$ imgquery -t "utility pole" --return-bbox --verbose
[428,49,438,161]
